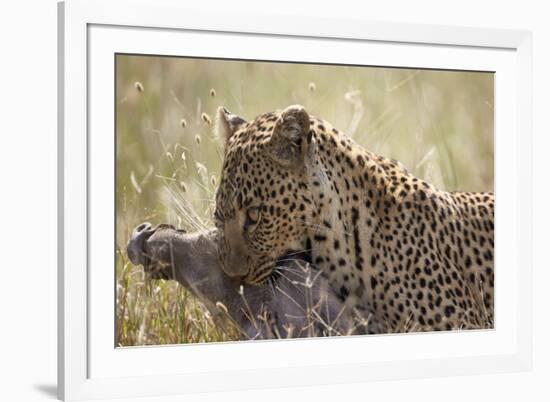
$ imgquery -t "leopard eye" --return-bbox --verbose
[245,206,261,229]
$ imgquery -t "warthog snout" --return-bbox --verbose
[126,222,154,266]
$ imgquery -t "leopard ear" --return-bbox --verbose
[216,106,246,143]
[268,105,311,169]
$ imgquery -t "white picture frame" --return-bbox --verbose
[58,0,533,400]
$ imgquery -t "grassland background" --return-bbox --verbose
[115,55,494,347]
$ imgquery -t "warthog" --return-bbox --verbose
[126,223,375,340]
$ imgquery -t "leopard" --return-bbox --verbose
[213,104,494,333]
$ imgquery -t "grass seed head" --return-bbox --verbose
[215,301,228,314]
[201,112,212,125]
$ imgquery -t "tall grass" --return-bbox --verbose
[115,55,494,347]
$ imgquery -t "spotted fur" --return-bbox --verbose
[214,105,494,332]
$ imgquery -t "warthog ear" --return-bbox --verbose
[216,106,246,144]
[268,105,311,169]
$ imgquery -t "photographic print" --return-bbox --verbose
[117,55,494,347]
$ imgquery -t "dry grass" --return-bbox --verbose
[115,55,494,347]
[116,249,241,346]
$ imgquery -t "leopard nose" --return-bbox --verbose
[127,222,153,265]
